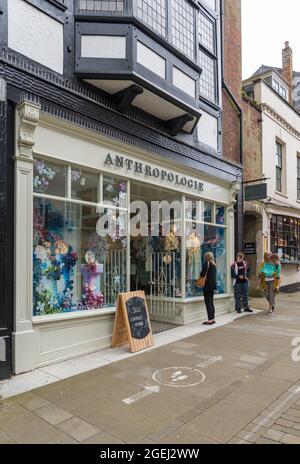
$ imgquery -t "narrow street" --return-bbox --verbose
[1,293,300,445]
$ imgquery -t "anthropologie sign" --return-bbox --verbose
[112,291,154,353]
[104,153,204,192]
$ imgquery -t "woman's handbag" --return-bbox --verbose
[196,262,210,289]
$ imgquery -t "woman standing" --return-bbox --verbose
[258,252,281,315]
[200,252,217,326]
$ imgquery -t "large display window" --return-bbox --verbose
[270,215,300,263]
[32,157,228,317]
[33,158,128,316]
[185,201,227,298]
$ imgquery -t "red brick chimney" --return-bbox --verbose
[282,41,293,105]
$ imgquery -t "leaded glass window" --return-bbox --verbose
[199,50,216,102]
[137,0,167,37]
[171,0,195,59]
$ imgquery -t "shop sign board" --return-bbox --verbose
[245,183,267,201]
[244,242,256,255]
[112,291,154,353]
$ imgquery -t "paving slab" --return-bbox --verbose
[156,426,220,444]
[72,397,165,443]
[185,399,262,443]
[57,416,100,443]
[0,292,299,444]
[82,431,125,444]
[34,404,74,426]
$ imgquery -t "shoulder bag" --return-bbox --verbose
[196,262,210,289]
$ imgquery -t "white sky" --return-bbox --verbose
[242,0,300,79]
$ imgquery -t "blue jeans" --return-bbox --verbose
[235,282,249,311]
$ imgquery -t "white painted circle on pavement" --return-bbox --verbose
[152,367,206,388]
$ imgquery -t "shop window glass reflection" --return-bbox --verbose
[202,202,213,223]
[185,199,201,221]
[71,169,99,203]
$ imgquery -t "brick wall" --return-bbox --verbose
[222,0,242,165]
[242,95,263,182]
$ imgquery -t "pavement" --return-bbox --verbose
[0,292,300,444]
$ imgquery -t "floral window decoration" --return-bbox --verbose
[33,199,80,315]
[33,199,127,315]
[33,159,67,197]
[32,161,129,317]
[103,175,128,208]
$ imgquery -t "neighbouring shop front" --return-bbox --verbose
[270,213,300,289]
[14,103,239,375]
[245,203,300,293]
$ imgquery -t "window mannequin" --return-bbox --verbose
[186,230,201,281]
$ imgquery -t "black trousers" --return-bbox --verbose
[204,290,215,321]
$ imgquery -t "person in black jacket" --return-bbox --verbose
[200,252,217,326]
[231,252,253,314]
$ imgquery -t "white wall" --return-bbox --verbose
[197,111,218,150]
[8,0,64,74]
[259,82,300,209]
[173,67,195,98]
[137,42,166,79]
[81,35,126,59]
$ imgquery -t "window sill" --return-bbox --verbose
[32,293,231,324]
[46,0,67,11]
[33,307,116,324]
[275,191,288,199]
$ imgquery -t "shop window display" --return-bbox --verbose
[33,159,67,197]
[271,215,300,262]
[103,175,128,208]
[33,198,127,316]
[216,205,226,225]
[32,159,128,316]
[32,159,229,315]
[185,223,227,298]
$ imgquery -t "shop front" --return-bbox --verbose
[270,212,300,289]
[13,101,239,375]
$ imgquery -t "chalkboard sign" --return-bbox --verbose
[112,291,154,353]
[126,297,150,340]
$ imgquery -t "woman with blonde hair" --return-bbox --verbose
[200,252,217,326]
[258,251,282,315]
